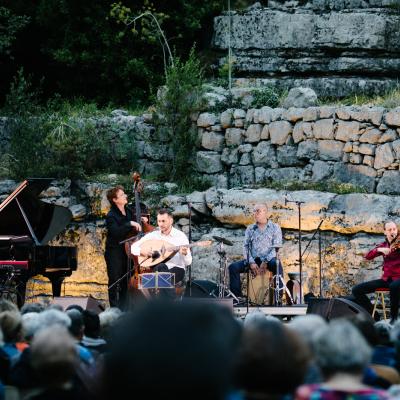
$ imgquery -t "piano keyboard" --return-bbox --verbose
[0,260,29,270]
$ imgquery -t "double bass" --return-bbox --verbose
[125,172,155,290]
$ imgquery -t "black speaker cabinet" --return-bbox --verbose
[183,281,233,312]
[307,297,374,323]
[52,296,105,314]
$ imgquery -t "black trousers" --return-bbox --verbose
[352,278,400,320]
[105,245,130,309]
[153,263,185,299]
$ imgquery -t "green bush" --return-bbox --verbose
[251,86,283,108]
[2,70,138,179]
[154,47,205,181]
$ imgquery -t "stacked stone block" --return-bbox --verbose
[196,106,400,194]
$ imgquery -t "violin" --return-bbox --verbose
[390,235,400,252]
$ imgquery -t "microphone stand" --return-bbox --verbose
[173,200,204,298]
[187,202,193,297]
[108,253,152,291]
[246,227,256,315]
[301,219,324,299]
[285,198,305,303]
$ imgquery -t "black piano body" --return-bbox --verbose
[0,178,77,306]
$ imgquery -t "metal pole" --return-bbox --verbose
[298,203,303,303]
[188,202,192,297]
[319,228,322,297]
[228,0,232,92]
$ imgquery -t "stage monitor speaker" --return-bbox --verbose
[182,297,234,313]
[306,297,374,323]
[183,280,233,312]
[52,296,105,314]
[184,279,219,298]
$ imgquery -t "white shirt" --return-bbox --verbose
[130,227,192,270]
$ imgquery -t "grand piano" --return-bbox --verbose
[0,178,77,306]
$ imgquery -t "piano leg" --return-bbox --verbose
[50,276,65,297]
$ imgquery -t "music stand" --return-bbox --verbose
[138,272,175,289]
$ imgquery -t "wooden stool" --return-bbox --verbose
[372,288,390,321]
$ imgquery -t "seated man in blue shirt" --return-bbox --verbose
[228,203,283,303]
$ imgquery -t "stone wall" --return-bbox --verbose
[2,104,400,304]
[195,106,400,194]
[2,107,400,196]
[212,1,400,96]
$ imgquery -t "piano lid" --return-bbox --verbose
[0,235,32,244]
[0,178,73,245]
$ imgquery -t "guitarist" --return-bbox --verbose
[131,208,192,298]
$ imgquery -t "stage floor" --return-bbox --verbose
[233,305,308,319]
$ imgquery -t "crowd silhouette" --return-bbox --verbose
[0,297,398,399]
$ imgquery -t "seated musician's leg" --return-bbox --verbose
[266,257,284,291]
[228,260,247,297]
[153,263,169,273]
[388,278,400,322]
[351,278,386,316]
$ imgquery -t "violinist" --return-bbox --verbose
[104,186,142,309]
[352,220,400,324]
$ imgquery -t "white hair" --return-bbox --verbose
[243,310,266,328]
[99,307,123,338]
[37,309,71,334]
[313,319,372,375]
[287,314,328,350]
[22,312,42,341]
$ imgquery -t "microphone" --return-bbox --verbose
[283,190,288,206]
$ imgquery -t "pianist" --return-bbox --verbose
[104,186,141,309]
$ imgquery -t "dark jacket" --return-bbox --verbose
[105,205,135,248]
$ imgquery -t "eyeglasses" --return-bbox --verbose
[253,208,266,214]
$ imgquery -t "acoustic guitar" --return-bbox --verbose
[138,239,212,268]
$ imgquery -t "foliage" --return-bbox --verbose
[110,2,173,75]
[317,84,400,108]
[0,7,30,58]
[1,1,223,106]
[259,179,367,194]
[250,86,285,108]
[207,91,243,114]
[3,69,46,178]
[174,175,212,194]
[154,48,205,181]
[3,70,138,179]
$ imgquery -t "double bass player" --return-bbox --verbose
[104,185,142,309]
